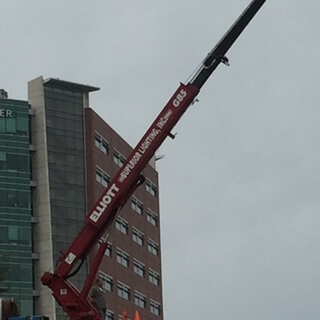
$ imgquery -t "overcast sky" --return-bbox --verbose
[2,0,320,319]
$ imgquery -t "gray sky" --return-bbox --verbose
[2,0,320,319]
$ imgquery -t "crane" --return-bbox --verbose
[41,1,267,319]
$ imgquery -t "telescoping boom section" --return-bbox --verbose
[41,1,266,319]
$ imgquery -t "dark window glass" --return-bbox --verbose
[8,226,19,242]
[20,264,32,282]
[19,191,30,208]
[0,118,5,132]
[0,152,6,170]
[8,264,19,281]
[0,226,8,242]
[6,118,16,133]
[7,191,18,207]
[0,190,30,208]
[0,189,6,206]
[6,154,28,172]
[16,118,29,134]
[20,228,31,245]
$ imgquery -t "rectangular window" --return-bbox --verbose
[0,118,5,132]
[6,154,29,172]
[148,239,159,256]
[16,117,29,133]
[149,269,160,286]
[132,227,144,246]
[7,190,18,207]
[19,227,31,245]
[146,179,157,197]
[133,259,145,277]
[0,190,29,209]
[147,209,158,227]
[134,291,146,308]
[8,226,19,243]
[116,249,129,268]
[99,272,113,292]
[150,300,161,316]
[20,264,32,282]
[105,242,112,257]
[96,167,110,187]
[0,226,8,243]
[106,310,114,320]
[0,152,6,170]
[6,118,16,133]
[117,282,130,300]
[116,216,129,235]
[95,132,109,154]
[131,197,143,215]
[113,150,126,167]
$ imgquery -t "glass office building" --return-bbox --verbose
[0,93,33,315]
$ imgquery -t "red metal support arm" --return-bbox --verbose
[41,1,266,319]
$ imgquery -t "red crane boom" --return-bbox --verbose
[41,1,267,319]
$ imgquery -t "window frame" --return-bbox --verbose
[147,209,158,227]
[133,259,145,277]
[95,166,110,187]
[150,299,161,316]
[132,227,144,246]
[116,248,130,268]
[99,271,114,292]
[145,178,157,197]
[113,149,126,167]
[131,196,143,215]
[116,216,129,235]
[148,239,159,256]
[149,268,160,286]
[95,132,109,154]
[134,291,147,309]
[117,282,130,300]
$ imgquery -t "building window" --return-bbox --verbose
[150,300,161,316]
[146,179,157,197]
[106,310,114,320]
[131,197,143,215]
[99,272,113,292]
[116,216,128,235]
[105,242,112,257]
[8,226,19,243]
[133,259,145,277]
[95,132,109,154]
[134,291,146,309]
[0,153,29,172]
[147,209,158,227]
[132,228,144,246]
[116,249,129,268]
[117,282,130,300]
[0,189,30,209]
[149,269,160,286]
[96,167,110,187]
[0,226,31,245]
[148,239,159,256]
[113,150,126,167]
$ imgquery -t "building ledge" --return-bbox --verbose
[32,253,39,260]
[29,108,36,116]
[31,216,38,223]
[43,78,100,93]
[30,180,37,187]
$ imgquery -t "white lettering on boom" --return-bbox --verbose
[89,183,120,223]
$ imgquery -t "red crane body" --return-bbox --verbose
[41,1,267,319]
